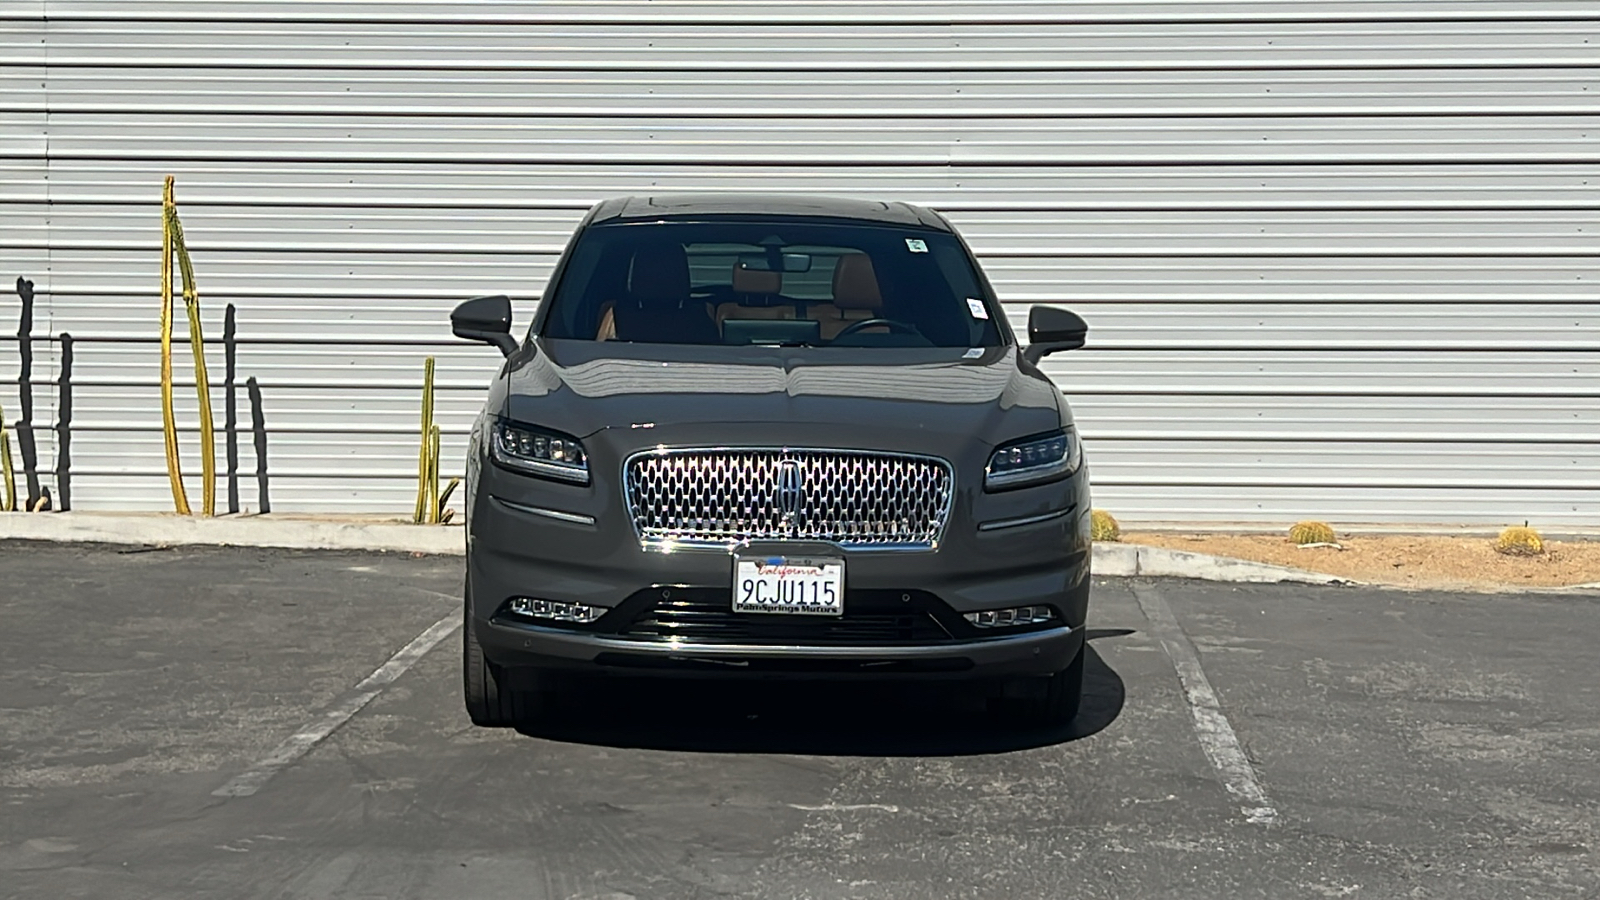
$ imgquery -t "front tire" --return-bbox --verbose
[1039,645,1086,724]
[463,579,533,727]
[993,645,1085,727]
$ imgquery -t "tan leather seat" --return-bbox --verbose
[715,263,796,329]
[814,253,883,339]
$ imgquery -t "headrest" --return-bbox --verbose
[628,242,690,308]
[731,263,781,295]
[831,253,882,310]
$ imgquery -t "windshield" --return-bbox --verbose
[537,221,1005,348]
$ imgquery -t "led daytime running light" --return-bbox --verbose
[964,605,1057,628]
[507,597,601,624]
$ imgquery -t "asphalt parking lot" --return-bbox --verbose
[2,542,1596,899]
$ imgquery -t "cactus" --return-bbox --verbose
[1090,508,1120,542]
[1494,525,1544,556]
[428,423,442,522]
[158,176,216,515]
[1289,520,1336,546]
[0,397,14,512]
[160,177,190,514]
[438,477,461,522]
[170,198,217,516]
[412,359,457,525]
[413,357,436,524]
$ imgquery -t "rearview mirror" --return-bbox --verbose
[1023,306,1088,364]
[736,252,812,273]
[451,295,517,356]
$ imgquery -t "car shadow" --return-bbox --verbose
[514,628,1133,755]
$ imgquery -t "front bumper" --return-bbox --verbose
[477,616,1084,681]
[467,442,1092,682]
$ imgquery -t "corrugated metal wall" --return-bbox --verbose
[3,1,1597,524]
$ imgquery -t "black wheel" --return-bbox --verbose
[992,645,1085,727]
[463,578,541,727]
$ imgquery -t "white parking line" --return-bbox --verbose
[212,608,460,798]
[788,803,900,813]
[1132,583,1279,826]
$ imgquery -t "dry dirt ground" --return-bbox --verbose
[1122,531,1600,591]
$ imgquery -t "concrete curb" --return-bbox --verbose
[0,512,465,556]
[4,514,1592,594]
[1090,541,1353,585]
[4,512,1358,587]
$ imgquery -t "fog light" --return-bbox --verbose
[964,605,1057,628]
[507,597,601,624]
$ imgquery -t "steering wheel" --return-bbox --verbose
[831,318,921,340]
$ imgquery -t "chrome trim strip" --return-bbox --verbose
[984,460,1074,490]
[491,496,597,527]
[490,453,590,485]
[621,445,956,550]
[977,506,1073,532]
[637,537,939,554]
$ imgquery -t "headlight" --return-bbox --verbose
[491,418,589,484]
[985,428,1081,490]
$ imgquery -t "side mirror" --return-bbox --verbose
[451,295,517,356]
[1023,306,1088,364]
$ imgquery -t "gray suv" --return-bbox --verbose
[450,195,1093,727]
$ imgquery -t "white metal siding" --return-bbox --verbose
[3,1,1597,523]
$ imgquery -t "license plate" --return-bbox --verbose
[733,556,844,616]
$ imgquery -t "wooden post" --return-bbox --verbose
[55,333,73,511]
[247,377,271,514]
[223,304,239,515]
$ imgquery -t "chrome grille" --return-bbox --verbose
[625,449,954,548]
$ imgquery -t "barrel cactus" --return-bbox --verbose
[1494,525,1545,556]
[1090,509,1120,542]
[1288,520,1336,546]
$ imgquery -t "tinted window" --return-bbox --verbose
[539,221,1004,348]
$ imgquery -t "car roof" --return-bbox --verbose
[588,194,953,231]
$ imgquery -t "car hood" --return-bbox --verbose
[500,339,1066,451]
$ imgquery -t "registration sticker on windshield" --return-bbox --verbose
[904,238,929,253]
[966,297,990,319]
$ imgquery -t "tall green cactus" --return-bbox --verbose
[160,177,190,514]
[0,397,15,512]
[414,357,437,523]
[159,176,216,516]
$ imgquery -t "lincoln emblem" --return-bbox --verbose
[777,459,803,529]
